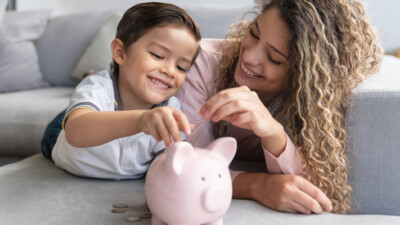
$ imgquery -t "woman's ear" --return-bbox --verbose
[111,38,125,66]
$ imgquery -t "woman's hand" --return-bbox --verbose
[233,172,333,214]
[200,86,286,156]
[200,86,275,137]
[138,107,193,146]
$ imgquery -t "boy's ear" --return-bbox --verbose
[111,38,124,66]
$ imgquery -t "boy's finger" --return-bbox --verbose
[156,121,171,147]
[173,110,191,136]
[163,113,181,144]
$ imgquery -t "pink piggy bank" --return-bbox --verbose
[145,137,237,225]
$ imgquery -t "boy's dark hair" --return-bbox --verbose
[113,2,202,76]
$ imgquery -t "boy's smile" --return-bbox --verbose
[148,76,171,90]
[114,25,198,110]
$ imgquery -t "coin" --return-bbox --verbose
[113,203,129,208]
[111,207,128,213]
[140,213,152,219]
[125,216,141,222]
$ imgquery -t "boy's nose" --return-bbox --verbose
[160,62,175,77]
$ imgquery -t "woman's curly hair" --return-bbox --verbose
[214,0,383,213]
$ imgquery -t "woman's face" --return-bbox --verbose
[234,7,290,100]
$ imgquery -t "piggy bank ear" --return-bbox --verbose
[165,141,195,175]
[206,137,237,164]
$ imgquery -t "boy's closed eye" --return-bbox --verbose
[177,66,187,73]
[150,52,164,59]
[150,51,189,73]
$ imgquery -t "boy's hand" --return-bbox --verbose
[138,107,193,146]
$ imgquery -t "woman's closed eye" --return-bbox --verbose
[249,27,259,40]
[267,52,281,65]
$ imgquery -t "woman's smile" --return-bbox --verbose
[240,62,263,79]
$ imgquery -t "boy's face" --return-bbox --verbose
[116,25,198,109]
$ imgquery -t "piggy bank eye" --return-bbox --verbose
[201,177,206,182]
[218,174,222,179]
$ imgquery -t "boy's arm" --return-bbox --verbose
[64,108,146,148]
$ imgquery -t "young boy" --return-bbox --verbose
[49,2,201,179]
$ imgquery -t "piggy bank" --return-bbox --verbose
[145,137,237,225]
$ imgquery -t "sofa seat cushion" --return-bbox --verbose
[1,154,399,225]
[0,87,73,157]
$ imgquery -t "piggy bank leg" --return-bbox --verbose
[206,218,223,225]
[151,216,166,225]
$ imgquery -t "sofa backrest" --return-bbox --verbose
[35,6,253,86]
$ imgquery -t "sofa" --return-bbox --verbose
[1,3,400,225]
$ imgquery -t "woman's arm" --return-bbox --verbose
[200,86,301,172]
[200,86,333,214]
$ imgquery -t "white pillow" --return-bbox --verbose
[70,13,122,81]
[0,10,52,92]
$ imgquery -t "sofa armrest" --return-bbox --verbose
[347,55,400,215]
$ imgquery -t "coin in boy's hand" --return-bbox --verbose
[113,203,129,208]
[111,207,128,213]
[125,216,141,222]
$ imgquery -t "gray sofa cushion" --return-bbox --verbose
[1,154,399,225]
[347,55,400,216]
[0,10,51,92]
[36,11,117,86]
[0,87,73,157]
[0,41,49,92]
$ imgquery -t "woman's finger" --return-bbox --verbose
[288,200,312,214]
[200,87,253,119]
[297,178,333,212]
[210,99,249,122]
[292,189,324,214]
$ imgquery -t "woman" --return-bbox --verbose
[176,0,382,214]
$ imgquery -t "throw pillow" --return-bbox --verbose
[70,13,122,81]
[0,10,51,92]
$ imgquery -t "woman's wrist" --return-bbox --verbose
[232,172,271,201]
[261,122,287,157]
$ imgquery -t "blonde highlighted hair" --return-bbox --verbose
[214,0,382,213]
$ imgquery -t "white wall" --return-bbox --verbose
[15,0,400,52]
[360,0,400,53]
[16,0,255,17]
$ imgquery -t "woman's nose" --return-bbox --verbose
[242,43,263,66]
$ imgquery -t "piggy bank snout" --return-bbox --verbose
[202,185,230,212]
